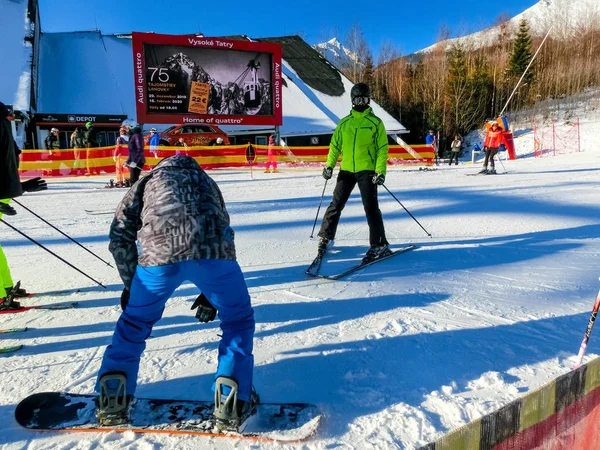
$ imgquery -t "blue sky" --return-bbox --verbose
[39,0,536,56]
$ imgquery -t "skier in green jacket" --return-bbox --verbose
[318,83,391,263]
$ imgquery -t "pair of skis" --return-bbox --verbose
[306,245,417,280]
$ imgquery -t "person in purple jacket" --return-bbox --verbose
[126,125,146,184]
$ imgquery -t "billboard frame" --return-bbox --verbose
[132,32,283,126]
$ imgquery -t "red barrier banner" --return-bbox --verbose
[17,144,434,178]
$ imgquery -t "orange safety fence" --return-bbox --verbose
[18,144,434,177]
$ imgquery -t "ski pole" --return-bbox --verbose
[382,185,432,238]
[494,153,507,174]
[574,285,600,369]
[310,179,328,238]
[0,219,107,289]
[13,199,114,268]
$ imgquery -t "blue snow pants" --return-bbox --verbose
[96,259,255,401]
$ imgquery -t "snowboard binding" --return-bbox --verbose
[96,372,132,426]
[213,376,259,433]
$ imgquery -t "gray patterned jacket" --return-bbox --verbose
[109,155,236,289]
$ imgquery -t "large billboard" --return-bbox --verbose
[132,32,283,126]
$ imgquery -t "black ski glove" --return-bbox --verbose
[322,166,333,180]
[0,203,17,216]
[21,177,48,192]
[372,173,385,185]
[120,288,130,311]
[191,293,217,323]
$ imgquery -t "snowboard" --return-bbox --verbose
[15,392,321,443]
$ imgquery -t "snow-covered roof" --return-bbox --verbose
[0,0,32,111]
[36,32,406,135]
[38,32,133,115]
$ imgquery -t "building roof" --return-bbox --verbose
[35,31,406,135]
[0,0,32,111]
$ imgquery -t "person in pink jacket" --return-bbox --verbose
[264,134,278,173]
[114,127,129,186]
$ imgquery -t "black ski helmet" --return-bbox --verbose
[351,82,370,99]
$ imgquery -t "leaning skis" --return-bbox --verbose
[307,245,417,280]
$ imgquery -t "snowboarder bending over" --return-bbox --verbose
[95,155,257,432]
[480,121,508,174]
[318,83,391,263]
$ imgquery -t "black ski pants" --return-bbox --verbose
[483,147,498,168]
[448,152,459,165]
[318,170,388,246]
[129,166,142,184]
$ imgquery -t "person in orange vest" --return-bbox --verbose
[480,122,509,174]
[114,127,129,187]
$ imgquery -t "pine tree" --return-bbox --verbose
[508,19,534,85]
[361,54,375,86]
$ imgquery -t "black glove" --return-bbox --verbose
[120,288,130,311]
[191,293,217,323]
[372,173,385,185]
[0,203,17,216]
[322,166,333,180]
[21,177,48,193]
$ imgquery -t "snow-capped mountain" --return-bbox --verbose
[314,37,359,69]
[416,0,600,55]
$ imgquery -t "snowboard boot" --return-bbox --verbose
[362,244,393,264]
[96,372,133,426]
[213,376,259,433]
[478,168,488,174]
[317,237,331,256]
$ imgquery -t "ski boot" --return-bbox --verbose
[213,376,259,433]
[96,372,133,426]
[487,168,497,175]
[478,168,488,174]
[105,179,115,189]
[7,282,28,298]
[362,244,393,264]
[317,237,331,256]
[0,281,21,310]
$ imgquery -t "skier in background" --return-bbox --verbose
[318,82,391,263]
[480,121,509,174]
[113,126,129,187]
[69,127,86,176]
[148,127,159,159]
[449,135,461,166]
[95,155,257,432]
[126,125,145,184]
[264,134,278,173]
[425,130,438,165]
[84,121,99,176]
[0,101,47,308]
[44,127,62,177]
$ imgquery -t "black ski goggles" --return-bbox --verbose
[352,96,370,106]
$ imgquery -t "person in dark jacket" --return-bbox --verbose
[95,155,256,432]
[84,121,99,175]
[44,127,62,177]
[0,101,47,308]
[126,126,146,183]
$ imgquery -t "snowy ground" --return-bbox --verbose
[1,146,600,449]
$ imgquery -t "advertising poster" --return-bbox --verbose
[132,32,283,126]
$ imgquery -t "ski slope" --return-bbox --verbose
[1,148,600,449]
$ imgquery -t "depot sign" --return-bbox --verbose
[34,113,127,125]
